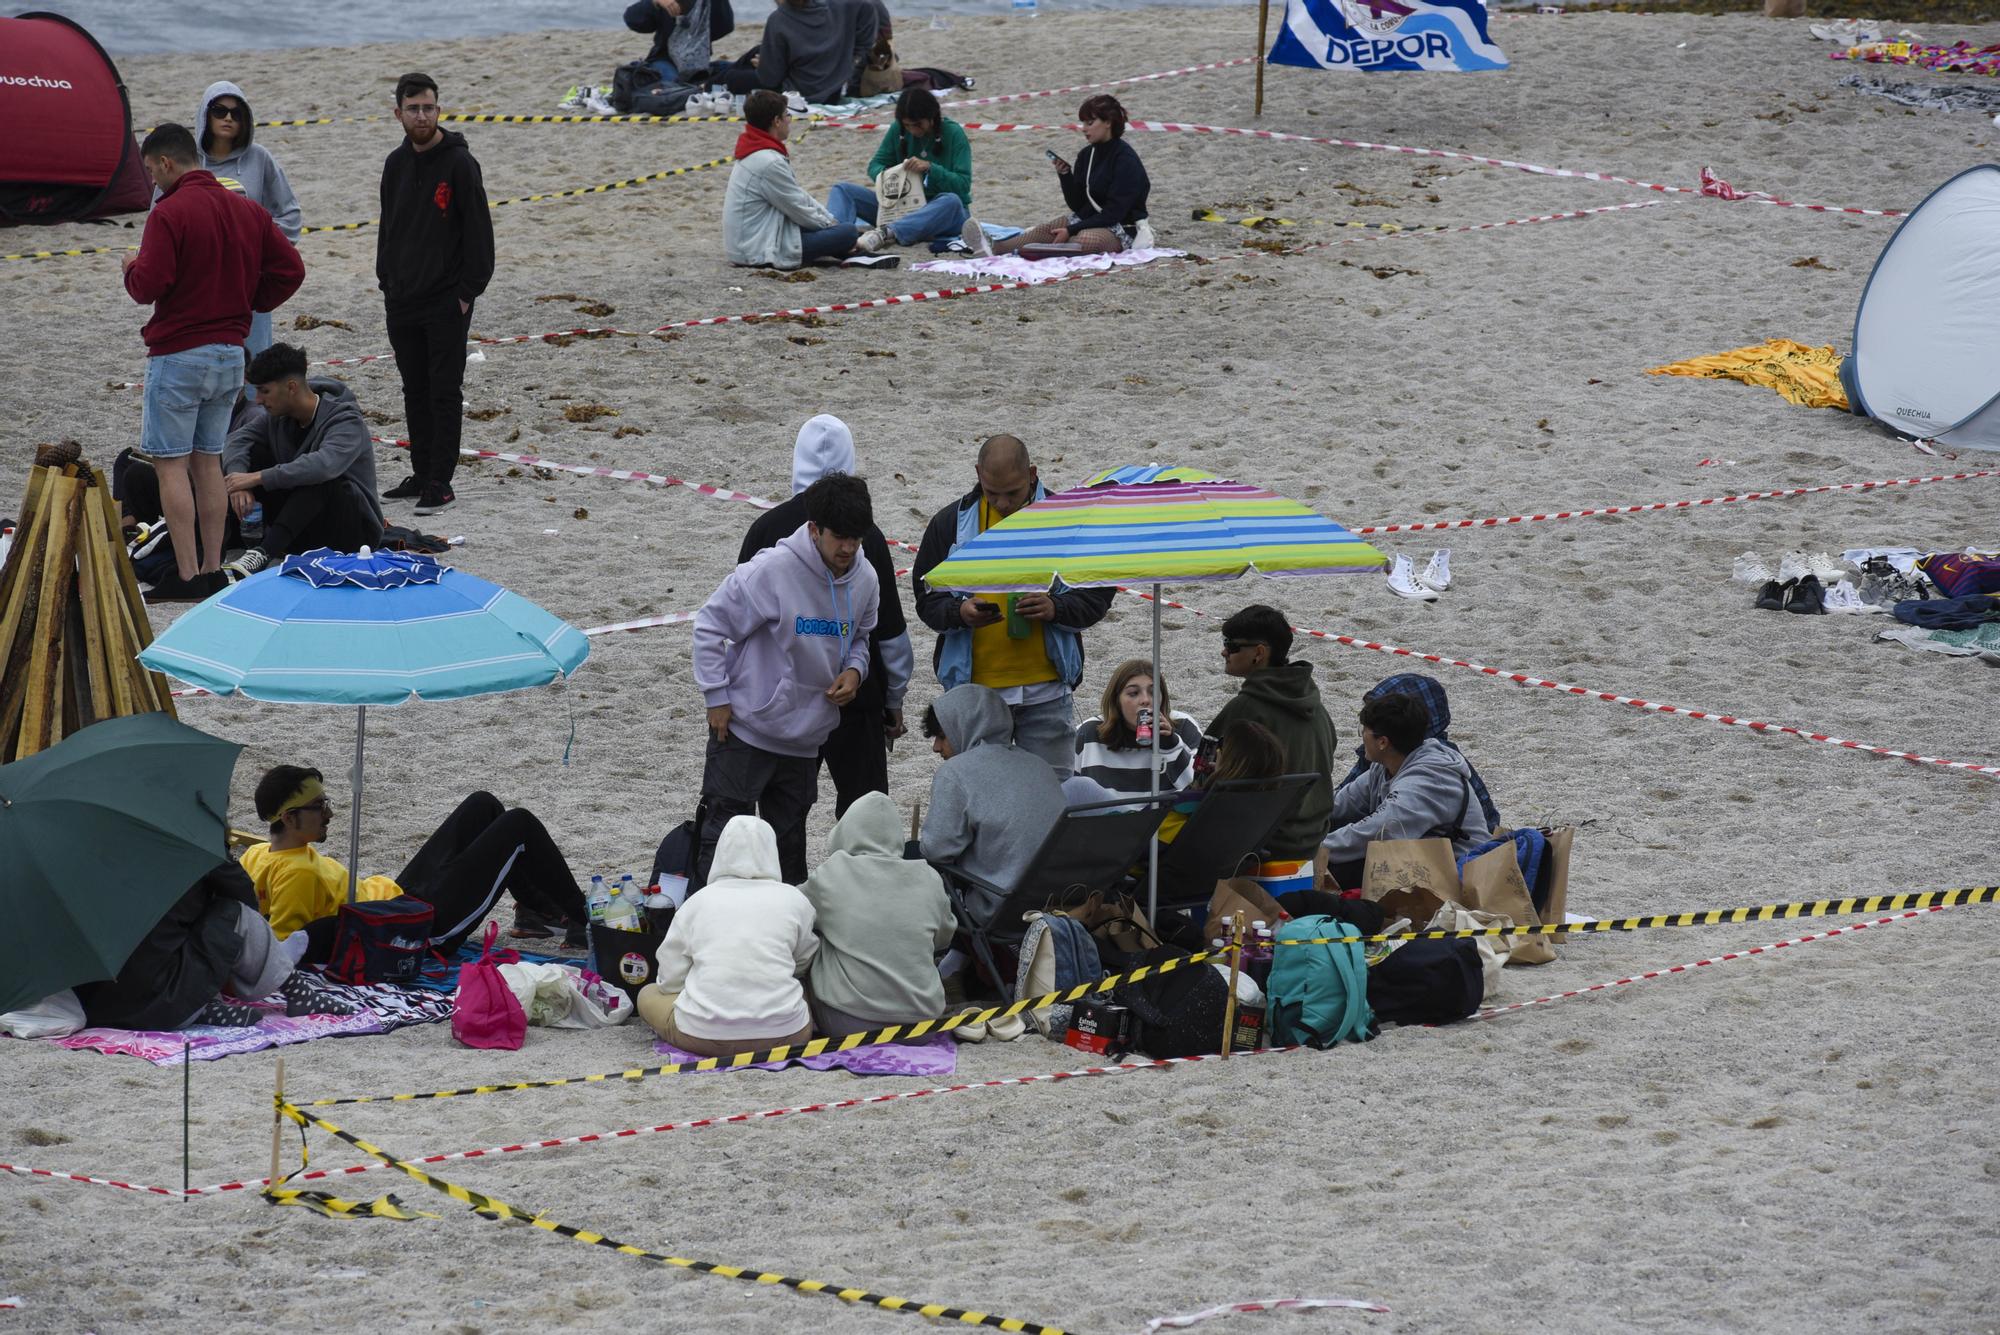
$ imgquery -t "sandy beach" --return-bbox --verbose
[4,6,1999,1331]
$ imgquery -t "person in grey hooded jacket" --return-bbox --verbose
[181,81,302,360]
[723,90,858,269]
[801,792,956,1036]
[220,342,384,578]
[1320,690,1492,887]
[919,684,1066,927]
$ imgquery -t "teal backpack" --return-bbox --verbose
[1265,915,1375,1047]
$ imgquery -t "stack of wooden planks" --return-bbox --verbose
[0,442,176,759]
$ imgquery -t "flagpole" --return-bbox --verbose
[1254,0,1271,118]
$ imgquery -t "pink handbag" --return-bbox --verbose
[452,922,526,1050]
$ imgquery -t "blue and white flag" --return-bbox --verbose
[1267,0,1508,73]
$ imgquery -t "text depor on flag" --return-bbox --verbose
[1267,0,1508,73]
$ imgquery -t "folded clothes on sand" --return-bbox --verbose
[1646,338,1849,410]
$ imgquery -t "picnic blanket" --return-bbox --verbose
[911,247,1186,285]
[1831,41,2000,78]
[412,940,568,993]
[1841,73,2000,117]
[1647,339,1849,411]
[50,978,453,1065]
[653,1033,957,1076]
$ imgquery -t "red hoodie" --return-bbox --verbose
[733,126,789,160]
[124,169,306,357]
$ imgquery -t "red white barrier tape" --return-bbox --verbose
[1117,589,2000,779]
[368,436,778,507]
[1141,1297,1392,1330]
[1348,469,2000,535]
[828,118,1907,219]
[1467,907,1940,1021]
[943,56,1259,110]
[579,610,699,636]
[0,1162,193,1198]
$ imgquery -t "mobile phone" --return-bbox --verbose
[1046,149,1069,171]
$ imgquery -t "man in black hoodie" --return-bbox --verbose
[376,72,494,518]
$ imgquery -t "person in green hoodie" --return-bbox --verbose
[1204,604,1338,899]
[824,87,972,252]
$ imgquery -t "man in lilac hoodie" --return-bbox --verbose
[692,473,880,887]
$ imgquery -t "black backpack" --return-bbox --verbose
[324,896,435,986]
[1111,945,1230,1060]
[610,61,697,116]
[1366,938,1483,1026]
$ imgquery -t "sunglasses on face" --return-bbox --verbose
[211,104,247,121]
[1222,640,1262,655]
[294,798,333,817]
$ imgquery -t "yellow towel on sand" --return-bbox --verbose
[1647,338,1850,411]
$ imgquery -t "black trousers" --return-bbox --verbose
[820,699,889,818]
[384,298,474,487]
[693,734,817,889]
[395,791,586,953]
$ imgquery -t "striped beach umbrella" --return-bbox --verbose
[140,548,586,898]
[925,471,1385,916]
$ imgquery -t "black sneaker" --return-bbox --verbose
[1753,579,1789,612]
[414,484,455,516]
[383,475,424,500]
[1785,573,1826,615]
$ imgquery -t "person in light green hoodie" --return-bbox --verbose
[800,791,957,1037]
[823,86,972,252]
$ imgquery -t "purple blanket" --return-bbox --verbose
[49,980,453,1066]
[652,1033,957,1077]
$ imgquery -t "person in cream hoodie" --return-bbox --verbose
[639,816,818,1057]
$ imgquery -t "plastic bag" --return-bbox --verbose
[1,989,86,1038]
[453,922,526,1049]
[497,961,632,1028]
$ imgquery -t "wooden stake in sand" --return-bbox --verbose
[1221,910,1246,1057]
[268,1057,286,1192]
[1254,0,1272,118]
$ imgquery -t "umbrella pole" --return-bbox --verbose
[347,706,365,904]
[182,1041,190,1202]
[1147,583,1162,923]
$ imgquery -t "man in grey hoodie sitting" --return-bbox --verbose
[693,472,880,886]
[219,342,385,580]
[919,684,1066,930]
[1320,690,1492,890]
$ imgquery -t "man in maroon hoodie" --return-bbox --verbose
[123,123,305,584]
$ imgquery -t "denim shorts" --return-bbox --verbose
[142,343,244,459]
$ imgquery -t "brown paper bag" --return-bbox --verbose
[1204,877,1287,946]
[1459,838,1553,965]
[1361,837,1461,935]
[1539,825,1574,932]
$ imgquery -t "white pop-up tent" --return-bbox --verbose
[1843,164,2000,451]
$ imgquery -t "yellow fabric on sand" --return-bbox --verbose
[241,842,404,939]
[1647,338,1850,410]
[968,499,1057,689]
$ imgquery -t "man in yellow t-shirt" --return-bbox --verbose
[241,765,589,957]
[908,435,1113,778]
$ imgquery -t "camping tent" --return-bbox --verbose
[0,12,151,227]
[1843,164,2000,451]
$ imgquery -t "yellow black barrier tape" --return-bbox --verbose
[274,1102,1070,1333]
[1190,207,1430,233]
[3,157,733,262]
[311,947,1224,1106]
[1276,885,1998,946]
[263,1111,439,1218]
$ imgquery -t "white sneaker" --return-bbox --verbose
[1387,554,1439,601]
[583,87,616,116]
[855,227,888,254]
[1417,548,1452,592]
[960,216,993,257]
[1807,551,1844,585]
[556,84,587,112]
[1823,581,1868,614]
[1732,551,1773,585]
[1777,550,1810,584]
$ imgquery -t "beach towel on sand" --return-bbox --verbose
[653,1033,956,1075]
[911,247,1184,285]
[45,979,453,1065]
[1647,338,1850,410]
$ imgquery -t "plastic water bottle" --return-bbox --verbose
[613,874,643,930]
[587,874,611,925]
[1134,707,1154,746]
[1013,0,1038,20]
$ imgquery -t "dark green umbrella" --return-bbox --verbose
[0,713,241,1014]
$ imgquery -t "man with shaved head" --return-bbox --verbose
[910,434,1112,777]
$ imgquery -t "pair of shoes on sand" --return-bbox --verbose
[1387,549,1451,601]
[1734,549,1842,587]
[1754,573,1827,614]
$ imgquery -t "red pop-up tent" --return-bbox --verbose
[0,12,151,226]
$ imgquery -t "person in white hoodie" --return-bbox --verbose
[722,89,858,269]
[692,471,880,887]
[181,82,303,361]
[639,815,818,1057]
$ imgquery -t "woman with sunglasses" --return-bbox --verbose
[968,94,1153,258]
[190,82,303,359]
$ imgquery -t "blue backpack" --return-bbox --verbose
[1015,912,1104,1036]
[1265,915,1374,1047]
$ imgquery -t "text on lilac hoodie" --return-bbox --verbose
[694,522,880,757]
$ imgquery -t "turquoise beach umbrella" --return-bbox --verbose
[139,548,587,899]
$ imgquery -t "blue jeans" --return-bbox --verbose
[246,310,273,362]
[826,181,970,245]
[141,343,243,458]
[647,58,679,82]
[1010,694,1076,779]
[800,223,860,265]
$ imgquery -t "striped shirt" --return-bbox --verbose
[1071,713,1204,796]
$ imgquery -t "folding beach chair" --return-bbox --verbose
[933,792,1177,993]
[1149,773,1319,914]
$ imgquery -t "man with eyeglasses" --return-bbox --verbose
[376,71,495,519]
[1206,604,1338,899]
